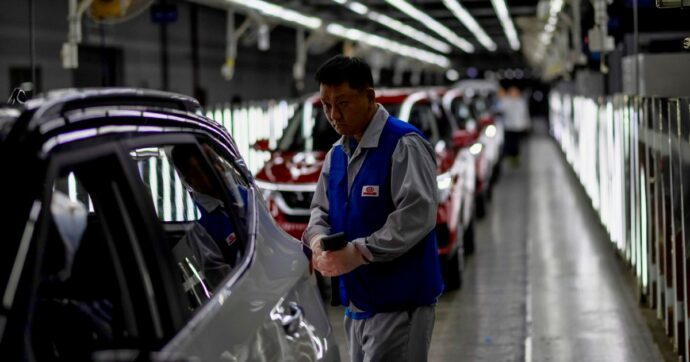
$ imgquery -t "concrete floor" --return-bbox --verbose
[327,122,666,361]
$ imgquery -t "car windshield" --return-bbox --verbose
[472,97,490,118]
[277,102,340,152]
[451,98,474,129]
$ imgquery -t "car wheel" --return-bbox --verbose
[463,216,476,256]
[476,191,487,219]
[441,248,462,291]
[492,159,502,184]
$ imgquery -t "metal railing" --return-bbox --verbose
[551,92,690,360]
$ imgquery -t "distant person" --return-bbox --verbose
[303,55,444,361]
[499,86,531,166]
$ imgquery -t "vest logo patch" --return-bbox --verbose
[226,232,237,246]
[362,185,379,197]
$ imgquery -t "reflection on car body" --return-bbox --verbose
[0,88,339,361]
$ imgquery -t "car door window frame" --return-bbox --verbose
[18,141,169,358]
[117,133,257,322]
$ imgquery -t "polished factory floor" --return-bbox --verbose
[328,121,667,361]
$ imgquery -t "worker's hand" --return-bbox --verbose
[308,233,326,261]
[314,242,367,277]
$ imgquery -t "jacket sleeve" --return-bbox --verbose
[356,133,438,262]
[302,149,333,245]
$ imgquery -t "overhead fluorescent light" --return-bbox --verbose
[347,1,368,15]
[367,11,451,54]
[489,0,521,50]
[441,0,496,51]
[326,23,450,68]
[332,0,451,54]
[225,0,322,29]
[385,0,474,53]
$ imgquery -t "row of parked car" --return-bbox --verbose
[253,81,505,291]
[0,82,504,361]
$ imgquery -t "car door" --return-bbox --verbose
[7,140,179,361]
[118,133,337,361]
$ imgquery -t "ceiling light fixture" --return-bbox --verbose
[489,0,521,50]
[367,12,452,54]
[332,0,451,54]
[225,0,322,29]
[326,23,450,68]
[346,1,368,15]
[385,0,474,53]
[441,0,496,51]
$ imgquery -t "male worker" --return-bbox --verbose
[303,55,444,361]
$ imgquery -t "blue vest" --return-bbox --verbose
[328,116,444,314]
[197,205,241,267]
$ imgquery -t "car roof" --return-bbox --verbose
[0,88,229,157]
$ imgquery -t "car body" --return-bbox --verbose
[254,88,476,289]
[442,81,504,218]
[0,88,339,361]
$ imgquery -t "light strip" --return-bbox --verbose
[225,0,450,67]
[334,1,451,54]
[366,11,451,54]
[442,0,496,51]
[490,0,521,50]
[347,1,368,15]
[149,157,158,215]
[256,180,317,192]
[326,23,450,68]
[225,0,322,29]
[68,172,78,202]
[162,153,172,221]
[385,0,474,53]
[174,171,184,222]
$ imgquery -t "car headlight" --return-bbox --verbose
[469,143,483,156]
[484,124,497,138]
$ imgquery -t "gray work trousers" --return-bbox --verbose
[344,305,435,362]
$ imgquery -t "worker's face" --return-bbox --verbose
[320,82,376,138]
[181,156,220,198]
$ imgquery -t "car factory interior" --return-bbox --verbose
[0,0,689,361]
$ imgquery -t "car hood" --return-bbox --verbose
[255,151,325,184]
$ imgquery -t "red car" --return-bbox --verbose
[442,83,504,218]
[254,88,476,289]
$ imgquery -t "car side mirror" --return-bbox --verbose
[253,139,270,152]
[452,130,474,148]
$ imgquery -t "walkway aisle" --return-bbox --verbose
[430,131,530,361]
[527,128,663,361]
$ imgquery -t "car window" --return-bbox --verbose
[127,140,249,313]
[451,98,474,129]
[28,156,151,361]
[408,103,439,143]
[432,102,453,142]
[277,103,340,152]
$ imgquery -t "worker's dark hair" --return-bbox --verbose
[170,143,202,175]
[315,55,374,91]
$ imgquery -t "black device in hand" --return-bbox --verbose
[320,232,348,251]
